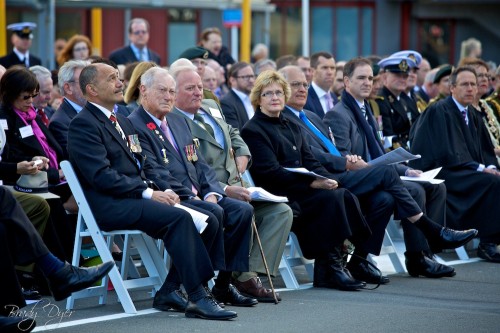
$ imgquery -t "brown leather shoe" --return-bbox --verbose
[232,277,281,303]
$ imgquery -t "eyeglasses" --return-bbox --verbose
[235,75,256,81]
[261,90,284,98]
[290,82,310,89]
[476,73,490,79]
[73,47,88,52]
[21,93,39,100]
[132,30,148,35]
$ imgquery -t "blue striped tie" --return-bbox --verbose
[299,111,341,156]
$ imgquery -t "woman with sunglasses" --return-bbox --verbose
[0,66,65,188]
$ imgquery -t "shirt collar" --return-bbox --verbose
[232,88,249,101]
[129,44,147,58]
[90,102,118,118]
[65,98,83,113]
[143,108,163,127]
[176,107,195,120]
[285,105,301,117]
[13,48,28,60]
[311,81,329,98]
[452,96,468,111]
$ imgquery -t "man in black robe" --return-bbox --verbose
[410,67,500,263]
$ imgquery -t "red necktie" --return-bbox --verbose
[37,109,50,127]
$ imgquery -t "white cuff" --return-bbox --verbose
[142,188,154,199]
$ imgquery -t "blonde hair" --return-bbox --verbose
[249,70,291,111]
[124,61,157,104]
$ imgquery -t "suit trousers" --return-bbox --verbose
[218,197,254,272]
[249,202,293,276]
[127,198,216,294]
[13,192,50,273]
[0,187,49,266]
[0,223,26,313]
[165,199,226,286]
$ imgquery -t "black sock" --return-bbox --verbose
[187,284,208,302]
[36,252,65,277]
[349,249,368,266]
[414,215,443,242]
[214,271,232,290]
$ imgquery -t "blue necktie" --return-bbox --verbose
[299,111,340,156]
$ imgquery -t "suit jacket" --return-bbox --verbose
[304,85,338,119]
[376,86,420,149]
[108,45,161,65]
[281,107,347,174]
[49,98,78,158]
[0,51,41,69]
[326,97,409,176]
[67,102,152,225]
[128,106,224,199]
[173,99,251,188]
[0,104,63,184]
[220,90,249,130]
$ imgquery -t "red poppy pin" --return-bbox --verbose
[147,122,156,130]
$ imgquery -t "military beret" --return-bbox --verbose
[7,22,36,39]
[178,47,209,60]
[433,65,453,84]
[390,50,422,67]
[378,56,417,73]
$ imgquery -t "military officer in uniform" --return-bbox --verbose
[375,56,420,151]
[0,22,41,69]
[428,64,453,106]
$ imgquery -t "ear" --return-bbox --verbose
[86,83,98,97]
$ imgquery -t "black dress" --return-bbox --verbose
[241,109,371,259]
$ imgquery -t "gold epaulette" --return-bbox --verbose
[373,95,384,101]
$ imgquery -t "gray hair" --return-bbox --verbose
[169,65,197,82]
[254,59,277,75]
[424,68,439,84]
[140,67,170,88]
[29,65,51,82]
[58,59,89,96]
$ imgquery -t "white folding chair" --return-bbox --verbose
[61,161,167,314]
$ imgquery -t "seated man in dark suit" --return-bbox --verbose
[171,67,293,302]
[128,67,257,307]
[280,65,467,281]
[324,57,464,277]
[108,18,161,66]
[67,62,236,320]
[49,60,88,158]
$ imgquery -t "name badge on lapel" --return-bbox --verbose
[184,144,198,162]
[128,134,142,153]
[19,125,34,138]
[209,107,223,119]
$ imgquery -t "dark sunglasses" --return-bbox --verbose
[21,93,39,100]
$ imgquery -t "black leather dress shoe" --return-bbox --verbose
[211,284,258,307]
[48,261,114,301]
[477,243,500,263]
[438,228,478,249]
[347,261,390,284]
[22,287,41,301]
[405,252,456,278]
[0,316,36,333]
[185,296,238,320]
[153,289,188,312]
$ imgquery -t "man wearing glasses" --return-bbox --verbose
[220,62,256,130]
[109,18,161,65]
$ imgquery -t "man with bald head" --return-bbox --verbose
[67,62,237,320]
